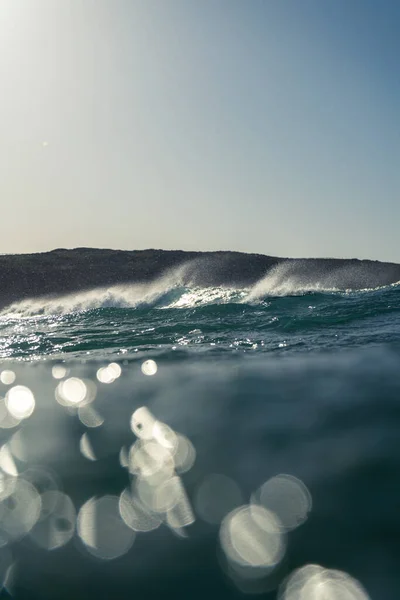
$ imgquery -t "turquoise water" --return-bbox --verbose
[1,283,400,360]
[0,282,400,599]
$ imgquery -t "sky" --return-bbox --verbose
[1,0,399,261]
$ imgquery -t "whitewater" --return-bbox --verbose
[0,261,399,361]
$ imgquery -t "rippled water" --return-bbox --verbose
[0,283,399,598]
[1,283,400,361]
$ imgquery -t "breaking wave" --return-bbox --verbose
[1,260,400,318]
[247,261,400,300]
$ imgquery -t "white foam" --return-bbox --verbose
[1,260,398,317]
[246,261,400,300]
[0,265,190,317]
[246,262,341,300]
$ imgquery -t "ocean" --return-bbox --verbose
[0,270,399,599]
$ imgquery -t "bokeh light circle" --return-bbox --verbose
[51,365,67,380]
[279,565,371,600]
[0,399,20,430]
[220,505,285,570]
[78,405,104,428]
[128,440,174,479]
[172,434,196,474]
[252,474,312,531]
[96,363,122,384]
[5,386,35,420]
[77,495,135,560]
[0,479,42,544]
[56,377,96,408]
[0,372,16,386]
[80,433,97,461]
[141,360,158,376]
[130,407,157,440]
[30,491,76,550]
[119,488,161,532]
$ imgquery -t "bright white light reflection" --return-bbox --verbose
[5,386,35,420]
[195,474,243,525]
[119,446,129,469]
[166,486,195,530]
[141,360,158,376]
[51,365,67,380]
[80,433,97,461]
[77,495,135,560]
[96,362,121,384]
[153,421,178,451]
[280,565,371,600]
[130,407,157,439]
[0,445,18,477]
[172,434,196,474]
[0,472,17,502]
[56,377,95,408]
[108,362,122,378]
[0,371,16,386]
[134,475,169,514]
[0,399,20,429]
[152,475,186,514]
[279,564,324,600]
[128,440,174,479]
[119,488,161,532]
[220,505,285,570]
[252,474,312,532]
[97,367,113,384]
[128,406,197,533]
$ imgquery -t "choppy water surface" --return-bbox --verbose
[0,278,399,599]
[1,279,400,360]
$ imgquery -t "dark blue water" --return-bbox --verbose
[0,281,399,598]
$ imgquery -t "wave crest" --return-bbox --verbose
[0,273,248,318]
[2,259,400,318]
[247,261,400,300]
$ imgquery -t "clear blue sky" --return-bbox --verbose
[1,0,399,261]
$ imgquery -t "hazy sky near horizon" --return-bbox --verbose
[1,0,399,261]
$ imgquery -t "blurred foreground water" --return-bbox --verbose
[0,347,399,599]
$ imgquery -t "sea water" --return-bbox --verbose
[0,274,399,599]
